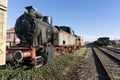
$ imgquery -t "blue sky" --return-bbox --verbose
[7,0,120,42]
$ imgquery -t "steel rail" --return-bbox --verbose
[92,47,113,80]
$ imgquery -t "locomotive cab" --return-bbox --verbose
[60,26,75,35]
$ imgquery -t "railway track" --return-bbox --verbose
[70,48,110,80]
[105,47,120,54]
[99,47,120,61]
[93,47,120,80]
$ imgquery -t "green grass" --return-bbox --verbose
[0,47,89,80]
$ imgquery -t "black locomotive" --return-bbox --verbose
[95,37,110,46]
[15,6,53,47]
[7,6,55,67]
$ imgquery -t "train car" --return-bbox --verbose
[6,6,82,67]
[95,37,110,46]
[74,35,79,49]
[53,26,76,55]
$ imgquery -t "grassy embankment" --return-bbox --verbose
[0,47,89,80]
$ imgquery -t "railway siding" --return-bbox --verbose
[94,47,120,80]
[100,47,120,60]
[69,47,109,80]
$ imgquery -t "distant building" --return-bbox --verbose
[6,27,20,46]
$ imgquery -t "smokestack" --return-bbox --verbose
[25,6,36,16]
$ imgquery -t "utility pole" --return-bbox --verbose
[0,0,8,65]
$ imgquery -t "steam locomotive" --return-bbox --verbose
[6,6,82,67]
[94,37,110,46]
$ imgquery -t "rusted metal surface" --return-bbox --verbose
[53,31,76,46]
[6,47,32,62]
[14,50,32,62]
[0,0,7,65]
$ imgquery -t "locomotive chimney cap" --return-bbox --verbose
[25,6,36,11]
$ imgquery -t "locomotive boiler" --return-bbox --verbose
[15,6,53,47]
